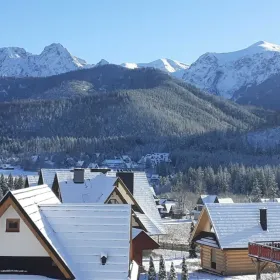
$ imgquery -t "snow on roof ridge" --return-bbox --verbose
[40,203,131,208]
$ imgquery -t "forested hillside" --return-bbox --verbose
[0,65,280,172]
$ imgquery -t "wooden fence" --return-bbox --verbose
[159,242,189,251]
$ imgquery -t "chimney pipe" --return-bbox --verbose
[260,208,267,231]
[73,168,85,184]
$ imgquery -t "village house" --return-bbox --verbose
[192,195,234,220]
[0,185,138,279]
[25,174,39,188]
[191,203,279,276]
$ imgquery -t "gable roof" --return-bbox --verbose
[59,174,117,203]
[204,203,280,249]
[9,186,132,280]
[200,195,218,204]
[8,186,74,279]
[107,172,165,235]
[40,169,72,186]
[40,204,131,280]
[26,175,39,187]
[218,198,234,203]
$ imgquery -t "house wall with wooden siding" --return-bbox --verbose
[225,249,276,275]
[201,247,277,276]
[201,246,226,274]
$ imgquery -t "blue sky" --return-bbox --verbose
[1,0,279,64]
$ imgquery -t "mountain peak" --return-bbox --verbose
[121,58,188,74]
[183,40,280,100]
[248,41,280,52]
[41,43,70,55]
[95,59,109,67]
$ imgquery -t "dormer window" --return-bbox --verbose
[6,219,20,232]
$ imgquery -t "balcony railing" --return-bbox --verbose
[249,241,280,264]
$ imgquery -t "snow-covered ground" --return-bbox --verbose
[0,169,37,176]
[162,218,192,225]
[141,250,277,280]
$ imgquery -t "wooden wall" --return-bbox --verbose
[225,249,255,275]
[201,246,277,276]
[201,246,226,274]
[225,250,277,275]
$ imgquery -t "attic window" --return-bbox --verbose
[6,219,20,232]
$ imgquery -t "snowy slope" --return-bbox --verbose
[0,43,93,77]
[122,58,189,76]
[183,41,280,99]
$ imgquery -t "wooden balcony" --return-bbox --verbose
[248,241,280,264]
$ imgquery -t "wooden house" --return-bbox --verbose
[191,203,279,276]
[0,185,138,279]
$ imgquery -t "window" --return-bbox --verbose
[6,219,20,232]
[108,199,118,204]
[211,249,216,269]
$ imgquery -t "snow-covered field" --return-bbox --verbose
[141,250,277,280]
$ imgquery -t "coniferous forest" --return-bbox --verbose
[1,65,280,196]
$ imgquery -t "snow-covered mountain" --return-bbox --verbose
[0,43,93,77]
[182,41,280,99]
[121,58,189,78]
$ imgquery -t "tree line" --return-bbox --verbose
[0,174,24,199]
[160,164,280,201]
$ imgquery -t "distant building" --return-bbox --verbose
[192,195,234,220]
[138,153,171,167]
[102,158,128,169]
[0,164,15,170]
[261,198,280,203]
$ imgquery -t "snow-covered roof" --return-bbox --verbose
[40,168,72,186]
[59,174,117,203]
[218,197,234,203]
[260,198,280,203]
[205,203,280,249]
[200,195,218,204]
[107,171,165,235]
[26,175,39,187]
[10,186,132,280]
[11,186,72,277]
[40,204,131,280]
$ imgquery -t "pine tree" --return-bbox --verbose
[7,174,14,190]
[0,174,8,196]
[251,178,262,202]
[267,170,278,201]
[15,176,24,190]
[169,262,177,280]
[189,222,197,258]
[158,255,167,280]
[148,256,156,280]
[181,256,189,280]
